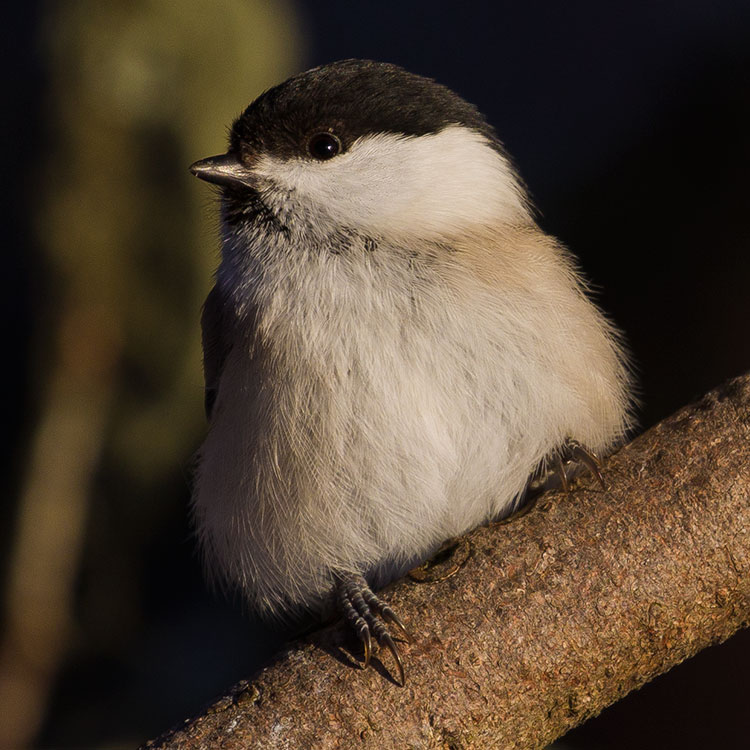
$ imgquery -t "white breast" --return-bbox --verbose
[193,221,630,618]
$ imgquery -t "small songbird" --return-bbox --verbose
[189,59,633,684]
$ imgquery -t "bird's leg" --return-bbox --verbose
[554,454,571,492]
[497,438,607,528]
[336,573,410,685]
[558,437,606,490]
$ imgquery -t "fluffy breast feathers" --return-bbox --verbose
[193,200,632,616]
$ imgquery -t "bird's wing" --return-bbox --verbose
[201,283,233,421]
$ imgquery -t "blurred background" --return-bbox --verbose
[2,1,749,747]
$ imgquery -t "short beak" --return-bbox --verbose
[189,153,256,189]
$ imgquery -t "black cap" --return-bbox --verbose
[227,59,503,163]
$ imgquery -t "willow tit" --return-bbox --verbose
[189,59,633,684]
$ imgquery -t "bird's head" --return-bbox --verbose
[190,60,531,245]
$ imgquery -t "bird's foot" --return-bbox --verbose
[554,437,606,491]
[497,438,607,527]
[336,573,410,686]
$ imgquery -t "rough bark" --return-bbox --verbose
[144,374,750,750]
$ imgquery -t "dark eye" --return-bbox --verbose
[308,132,342,160]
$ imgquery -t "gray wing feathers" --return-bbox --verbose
[201,284,233,420]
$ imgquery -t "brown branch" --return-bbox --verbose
[144,374,750,750]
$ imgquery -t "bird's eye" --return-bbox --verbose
[308,132,342,160]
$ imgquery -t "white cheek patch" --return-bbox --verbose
[254,126,530,239]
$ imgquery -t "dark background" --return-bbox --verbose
[3,1,750,747]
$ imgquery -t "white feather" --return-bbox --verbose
[192,123,633,619]
[253,126,531,240]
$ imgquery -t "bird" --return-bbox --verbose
[189,59,634,685]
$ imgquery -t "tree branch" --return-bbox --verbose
[145,374,750,750]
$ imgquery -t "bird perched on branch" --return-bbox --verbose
[189,59,633,684]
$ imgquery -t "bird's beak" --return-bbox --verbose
[189,153,256,189]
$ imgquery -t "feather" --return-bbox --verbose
[201,283,235,421]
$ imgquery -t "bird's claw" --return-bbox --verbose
[554,455,571,492]
[361,626,372,670]
[559,438,606,490]
[381,606,411,643]
[336,573,409,685]
[407,537,472,581]
[379,631,405,686]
